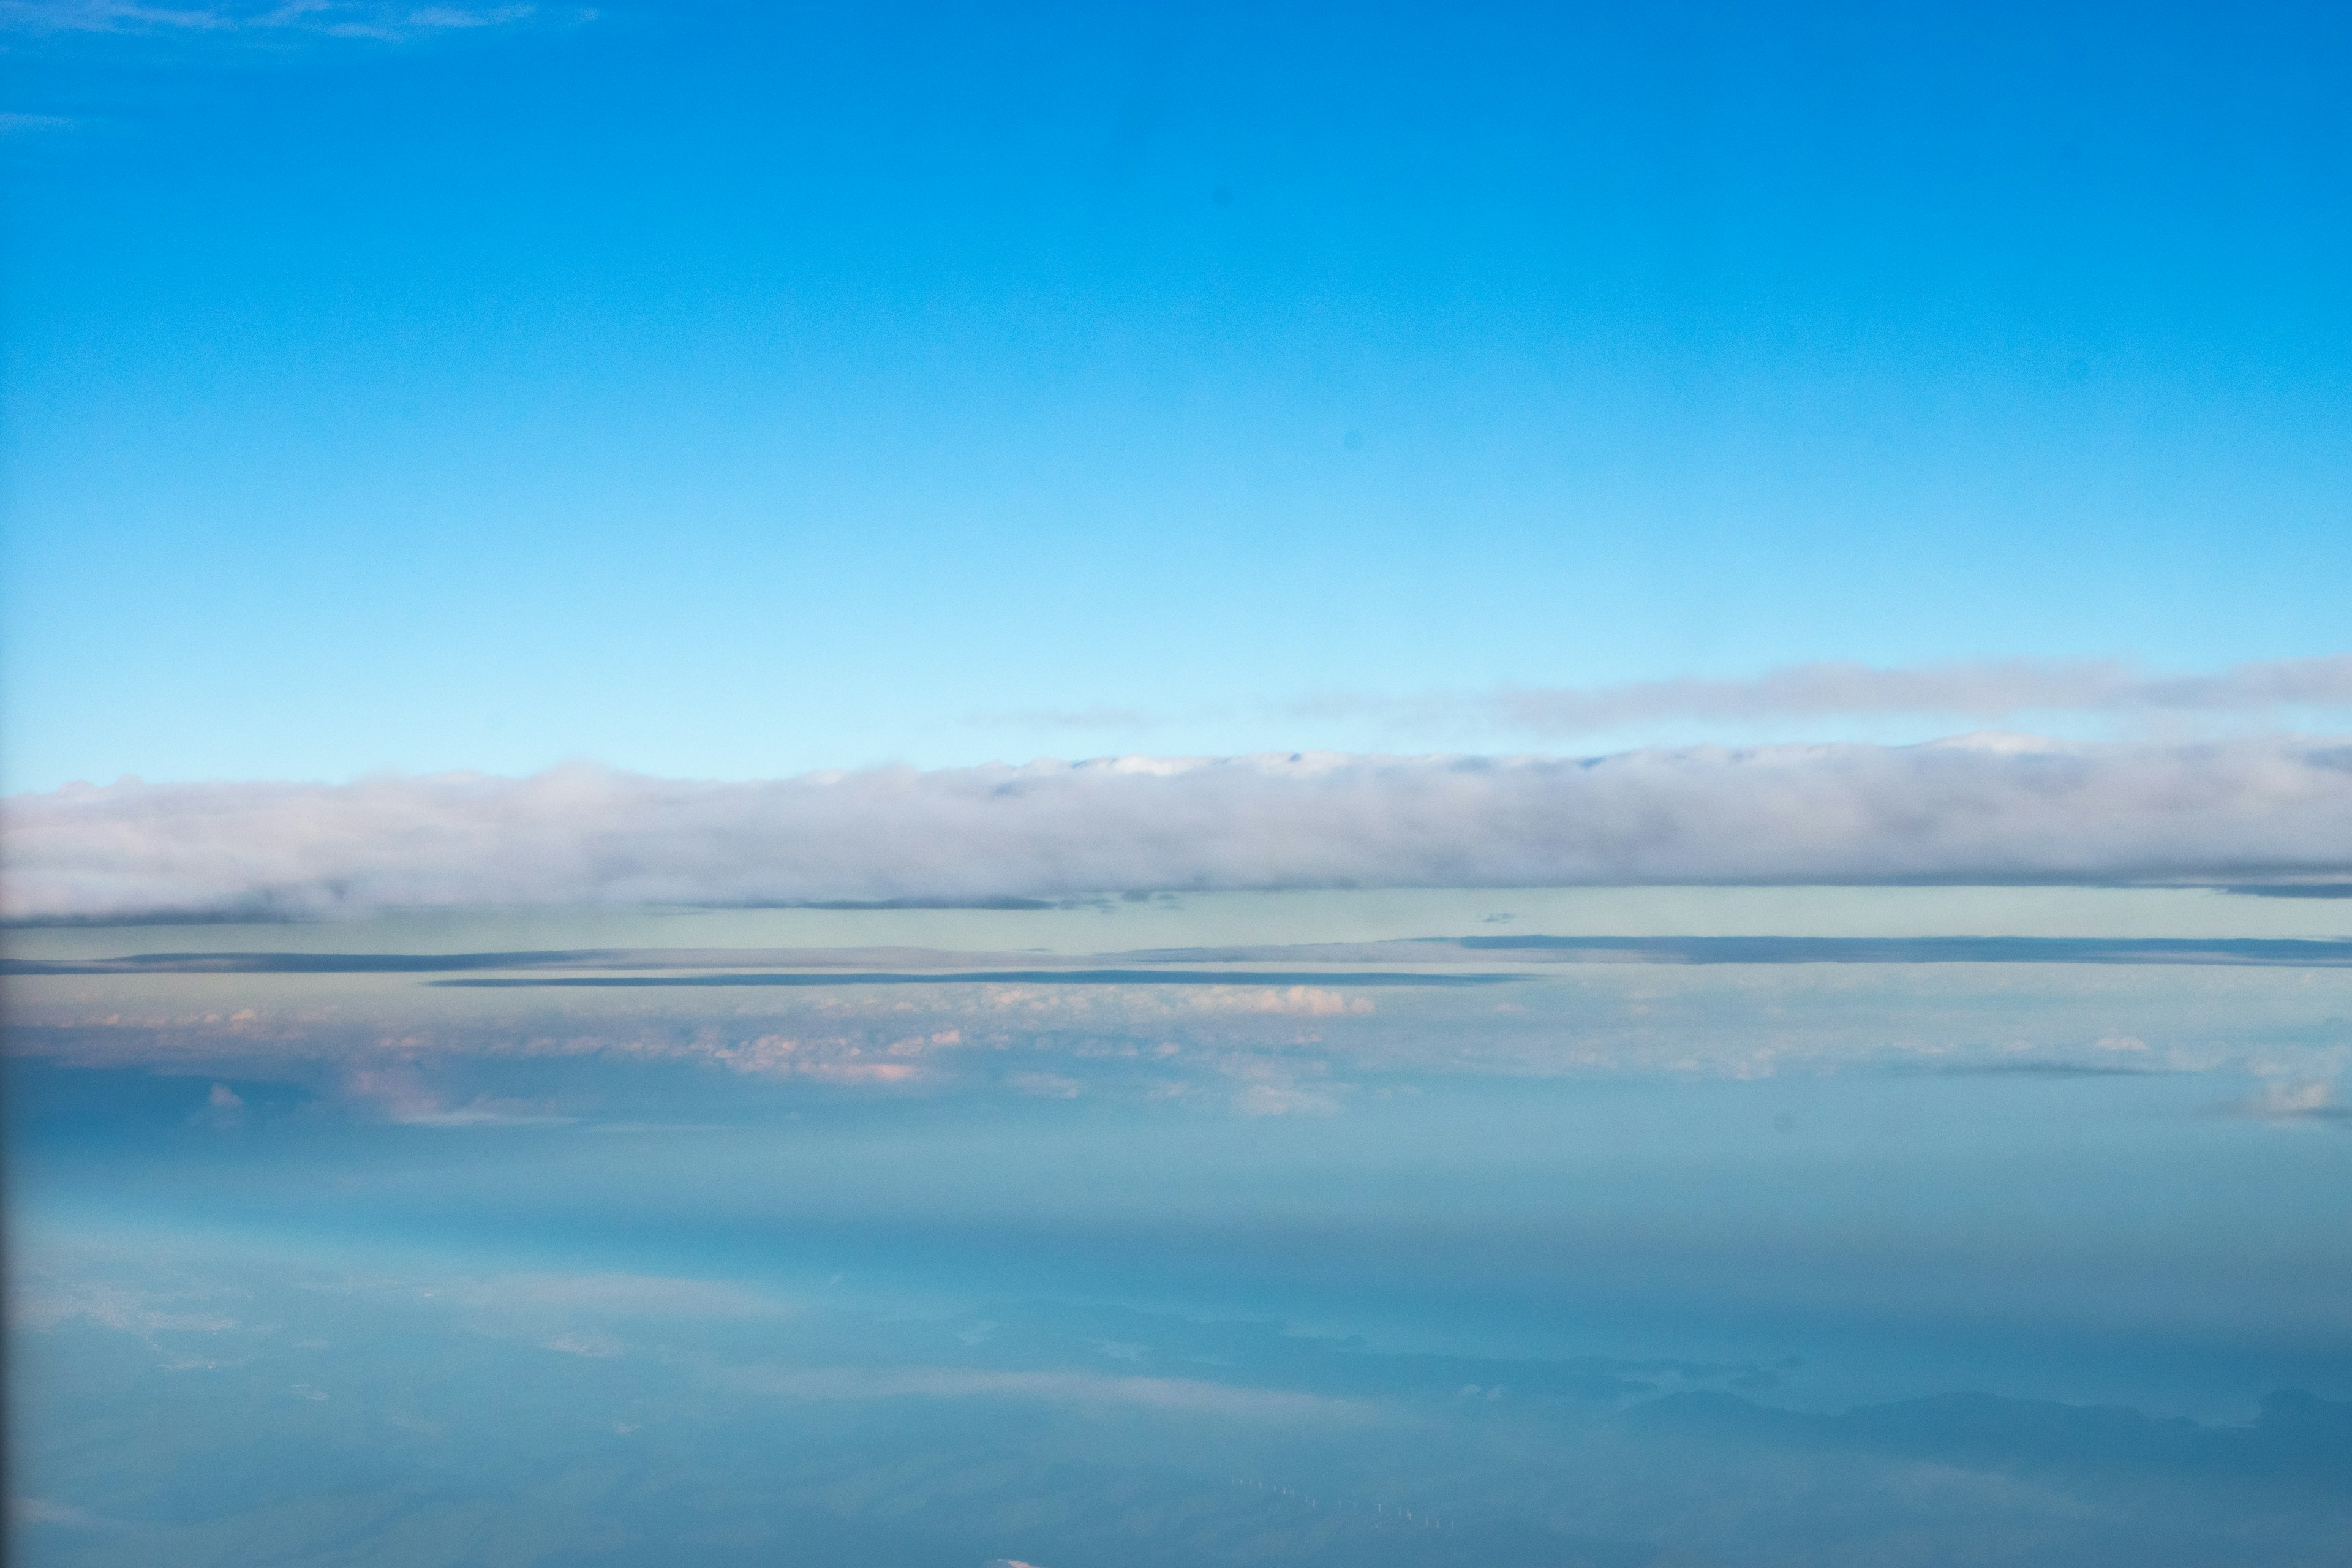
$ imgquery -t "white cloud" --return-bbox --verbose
[6,737,2350,921]
[188,1080,246,1129]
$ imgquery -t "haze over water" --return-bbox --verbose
[11,887,2352,1565]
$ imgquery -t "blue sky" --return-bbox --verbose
[6,0,2349,791]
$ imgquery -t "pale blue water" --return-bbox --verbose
[8,891,2351,1565]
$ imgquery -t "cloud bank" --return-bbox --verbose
[6,736,2351,921]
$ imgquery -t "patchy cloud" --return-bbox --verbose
[1182,984,1372,1017]
[13,1281,241,1337]
[1221,1060,1342,1117]
[10,1498,120,1531]
[188,1081,246,1129]
[1010,1071,1083,1099]
[7,737,2352,921]
[342,1065,573,1126]
[2223,1076,2350,1126]
[541,1330,623,1358]
[431,1272,790,1320]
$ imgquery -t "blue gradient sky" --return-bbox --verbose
[6,0,2350,791]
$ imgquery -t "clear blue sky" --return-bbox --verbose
[5,0,2348,791]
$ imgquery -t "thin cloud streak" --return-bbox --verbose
[731,1365,1363,1423]
[0,0,571,41]
[6,735,2351,920]
[1302,654,2352,737]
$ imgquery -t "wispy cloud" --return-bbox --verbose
[13,1280,241,1336]
[0,0,579,42]
[2222,1076,2351,1127]
[733,1364,1364,1423]
[10,1498,123,1532]
[342,1065,573,1125]
[6,736,2350,920]
[437,1272,789,1318]
[1303,654,2352,738]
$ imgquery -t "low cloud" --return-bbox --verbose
[1183,984,1372,1017]
[7,736,2351,921]
[342,1066,572,1126]
[13,1281,240,1337]
[733,1365,1362,1422]
[10,1498,121,1532]
[1220,1058,1342,1117]
[2223,1077,2350,1126]
[189,1081,246,1129]
[431,1272,790,1320]
[541,1330,623,1358]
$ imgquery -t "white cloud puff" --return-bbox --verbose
[6,736,2350,921]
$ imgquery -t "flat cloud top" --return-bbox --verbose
[6,735,2351,921]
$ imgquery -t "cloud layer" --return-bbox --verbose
[7,736,2352,921]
